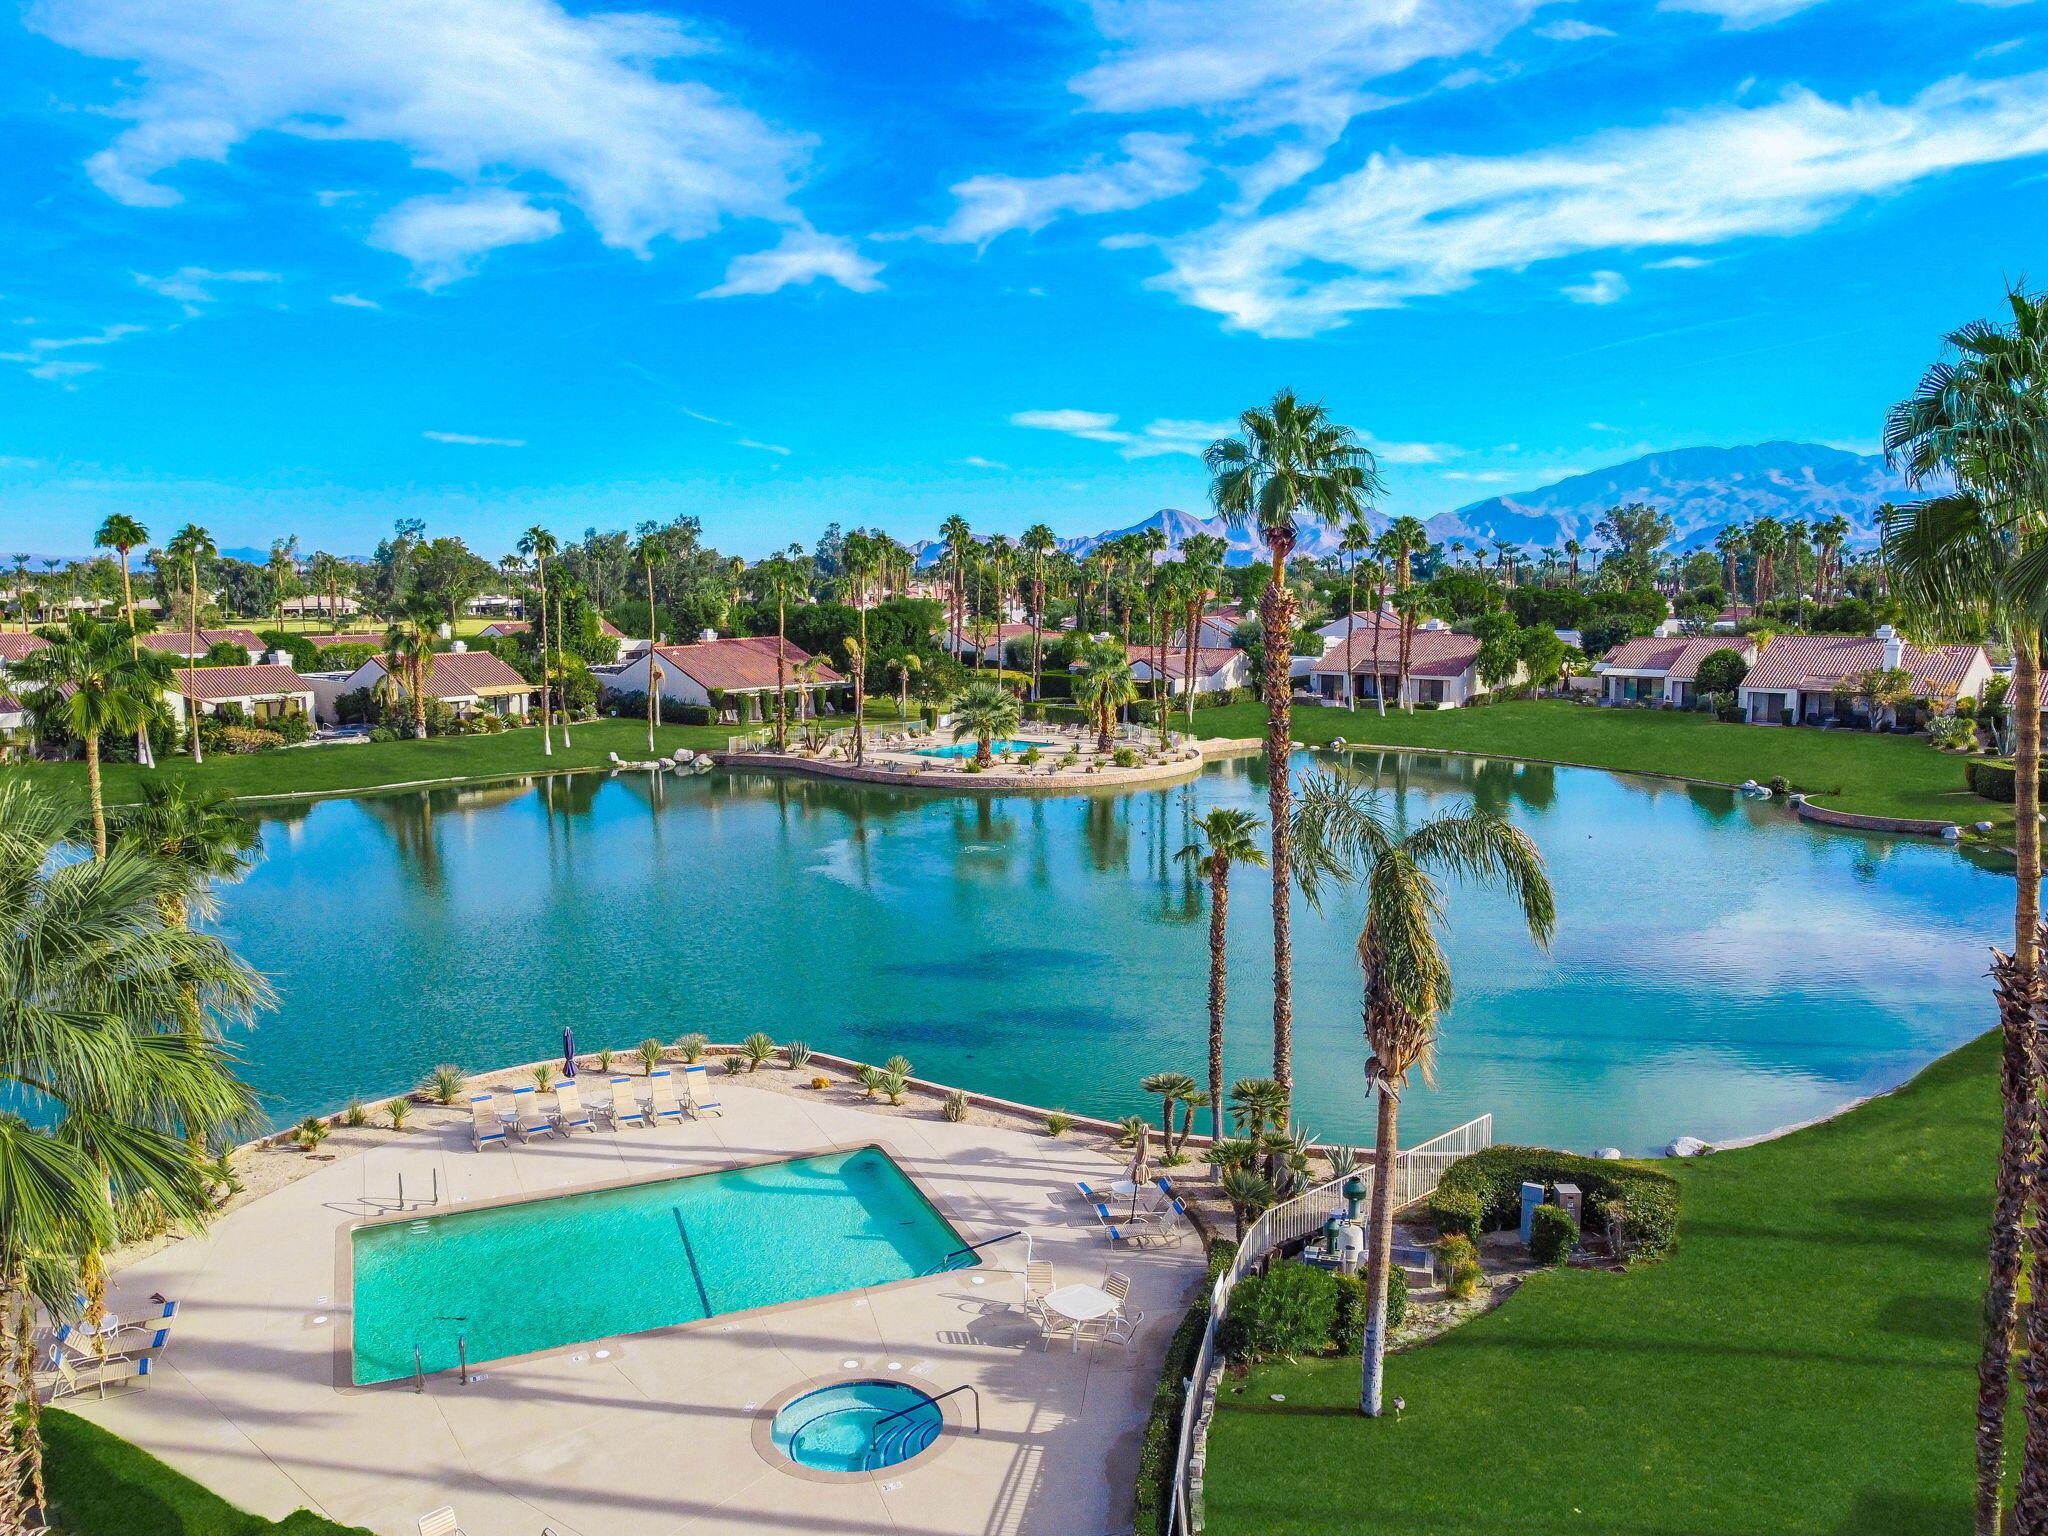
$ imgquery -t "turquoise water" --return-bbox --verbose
[348,1147,968,1384]
[771,1379,942,1471]
[218,750,2014,1155]
[916,739,1052,758]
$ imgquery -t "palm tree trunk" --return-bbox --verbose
[775,594,789,750]
[1,1267,45,1536]
[1261,539,1297,1100]
[119,549,152,769]
[85,734,106,857]
[1360,1078,1399,1416]
[646,564,659,753]
[1032,569,1045,702]
[854,604,868,764]
[555,593,573,747]
[1208,861,1230,1145]
[1370,570,1387,717]
[536,559,553,756]
[1184,596,1200,724]
[186,560,204,764]
[1983,941,2035,1536]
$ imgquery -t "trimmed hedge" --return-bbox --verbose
[1966,759,2048,803]
[1425,1145,1681,1261]
[1529,1202,1579,1265]
[1135,1240,1237,1536]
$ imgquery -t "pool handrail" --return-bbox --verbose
[926,1230,1022,1273]
[875,1381,979,1437]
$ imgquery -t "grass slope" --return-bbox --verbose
[1186,699,1998,830]
[1203,1032,1999,1536]
[41,1409,372,1536]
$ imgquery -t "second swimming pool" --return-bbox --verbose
[348,1146,970,1385]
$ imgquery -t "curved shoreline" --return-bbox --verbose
[714,736,1260,792]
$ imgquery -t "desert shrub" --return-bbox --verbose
[1219,1261,1337,1363]
[809,1074,832,1090]
[1331,1268,1406,1352]
[673,1032,709,1062]
[1929,714,1978,751]
[1430,1188,1483,1242]
[885,1054,913,1078]
[1446,1255,1483,1299]
[1112,746,1139,768]
[423,1064,464,1104]
[341,1098,368,1128]
[636,1038,665,1072]
[741,1032,777,1070]
[1530,1202,1580,1264]
[1045,1110,1074,1136]
[722,1053,746,1075]
[855,1064,883,1097]
[385,1097,411,1131]
[785,1040,812,1070]
[1426,1144,1680,1261]
[943,1089,969,1122]
[878,1070,909,1104]
[211,724,286,754]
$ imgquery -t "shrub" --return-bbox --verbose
[272,712,312,745]
[1020,746,1042,765]
[1766,774,1792,796]
[1967,759,2047,803]
[785,1040,812,1070]
[1929,714,1978,751]
[532,1062,554,1091]
[212,724,286,754]
[341,1098,368,1128]
[1219,1261,1337,1363]
[1425,1144,1680,1261]
[1134,1241,1238,1536]
[1045,1110,1074,1136]
[1430,1188,1483,1243]
[722,1053,746,1075]
[424,1064,464,1104]
[809,1074,833,1090]
[595,1047,616,1074]
[1530,1202,1579,1265]
[1332,1267,1406,1352]
[1446,1255,1483,1299]
[943,1089,969,1122]
[673,1032,709,1062]
[637,1038,666,1073]
[878,1070,909,1104]
[367,726,397,743]
[855,1064,883,1097]
[294,1116,330,1151]
[1112,746,1139,768]
[885,1054,913,1078]
[741,1032,777,1071]
[385,1097,411,1131]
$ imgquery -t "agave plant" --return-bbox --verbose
[885,1054,914,1078]
[786,1041,812,1070]
[425,1064,465,1105]
[742,1032,778,1071]
[532,1062,555,1092]
[1117,1113,1151,1147]
[295,1116,331,1151]
[1326,1145,1359,1179]
[673,1033,709,1063]
[342,1099,368,1128]
[637,1038,666,1074]
[385,1098,411,1131]
[878,1071,909,1105]
[595,1047,616,1074]
[855,1064,883,1098]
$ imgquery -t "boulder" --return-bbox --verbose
[1594,1147,1624,1161]
[1665,1135,1713,1159]
[1975,822,1996,834]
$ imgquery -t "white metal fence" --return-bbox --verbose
[1168,1113,1492,1535]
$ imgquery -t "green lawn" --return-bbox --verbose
[1184,698,2003,832]
[41,1409,372,1536]
[1203,1032,1999,1536]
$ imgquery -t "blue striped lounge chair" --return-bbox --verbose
[47,1352,152,1401]
[1086,1199,1134,1244]
[469,1095,506,1151]
[508,1086,560,1141]
[646,1069,684,1126]
[609,1075,647,1130]
[681,1064,723,1118]
[551,1080,595,1134]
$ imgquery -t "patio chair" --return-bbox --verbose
[417,1509,467,1536]
[551,1080,595,1135]
[469,1095,506,1152]
[646,1069,685,1126]
[46,1353,152,1401]
[508,1086,559,1142]
[681,1064,723,1118]
[1093,1308,1146,1349]
[1086,1201,1136,1245]
[609,1075,647,1130]
[1021,1261,1055,1321]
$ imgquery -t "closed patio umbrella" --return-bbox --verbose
[562,1027,578,1079]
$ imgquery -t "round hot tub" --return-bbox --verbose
[770,1379,942,1473]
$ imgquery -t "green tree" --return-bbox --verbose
[1070,636,1137,754]
[93,514,154,768]
[1206,391,1383,1103]
[381,610,437,740]
[757,549,807,749]
[162,524,216,764]
[1177,808,1267,1143]
[948,679,1020,768]
[634,533,671,753]
[1695,646,1750,695]
[1853,665,1913,731]
[15,616,174,857]
[517,527,558,756]
[1021,523,1057,701]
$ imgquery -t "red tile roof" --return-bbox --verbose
[354,650,533,698]
[1597,635,1754,681]
[141,628,267,657]
[651,635,841,692]
[180,665,315,702]
[0,634,49,665]
[480,618,626,639]
[1138,646,1244,678]
[301,633,384,650]
[1743,634,1989,697]
[1310,626,1481,678]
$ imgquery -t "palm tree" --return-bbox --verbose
[1713,525,1747,609]
[842,531,883,763]
[266,537,300,635]
[634,534,670,753]
[1339,516,1375,710]
[163,524,215,764]
[1207,392,1383,1104]
[518,527,557,755]
[1021,523,1056,700]
[888,651,921,724]
[1179,534,1228,722]
[93,514,153,768]
[949,679,1020,768]
[1177,808,1267,1143]
[307,550,346,629]
[1813,514,1850,605]
[1296,772,1554,1417]
[1386,517,1430,712]
[940,515,974,661]
[1140,1071,1198,1152]
[759,550,806,749]
[0,781,267,1530]
[1748,516,1785,610]
[382,611,436,739]
[1886,285,2048,1534]
[1071,637,1137,753]
[15,616,175,858]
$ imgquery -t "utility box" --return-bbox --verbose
[1554,1182,1584,1228]
[1518,1181,1545,1244]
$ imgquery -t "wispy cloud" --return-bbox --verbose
[1645,255,1714,269]
[959,456,1008,469]
[927,133,1203,244]
[330,292,380,309]
[135,266,278,315]
[1536,19,1616,41]
[0,323,149,382]
[1658,0,1826,28]
[1443,469,1517,482]
[424,430,525,447]
[1009,408,1238,459]
[1563,270,1629,305]
[371,191,561,290]
[1152,69,2048,335]
[701,229,881,298]
[737,438,791,455]
[679,407,732,425]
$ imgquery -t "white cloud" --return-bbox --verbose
[1562,269,1629,304]
[34,0,821,286]
[23,323,148,350]
[737,438,790,455]
[1152,69,2048,336]
[959,456,1008,469]
[369,190,562,289]
[1443,469,1517,482]
[1645,255,1713,269]
[701,228,881,297]
[679,407,732,425]
[1365,434,1456,464]
[134,266,278,314]
[0,323,149,381]
[1658,0,1825,25]
[1010,408,1241,459]
[1536,19,1615,40]
[330,292,380,308]
[929,133,1203,244]
[1011,408,1132,444]
[423,430,524,446]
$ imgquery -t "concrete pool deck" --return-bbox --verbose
[80,1078,1204,1536]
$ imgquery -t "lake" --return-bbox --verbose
[218,750,2012,1155]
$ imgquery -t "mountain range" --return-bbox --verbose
[911,441,1931,568]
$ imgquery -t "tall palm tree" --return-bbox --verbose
[1386,517,1430,712]
[381,611,436,740]
[1021,523,1057,701]
[940,515,974,662]
[0,782,267,1532]
[551,586,576,748]
[1206,392,1382,1103]
[163,524,215,764]
[1177,808,1267,1143]
[1785,520,1813,625]
[759,550,806,749]
[888,651,921,724]
[1179,534,1228,722]
[843,531,883,763]
[1296,772,1554,1418]
[1748,516,1786,610]
[949,679,1020,768]
[307,550,346,629]
[518,527,558,756]
[1886,285,2048,1534]
[1813,514,1850,605]
[1339,516,1375,711]
[1713,525,1747,608]
[1071,637,1137,754]
[15,616,174,858]
[634,534,670,753]
[266,537,300,635]
[93,514,153,767]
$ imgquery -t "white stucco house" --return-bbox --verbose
[333,648,535,724]
[1593,635,1758,708]
[1736,627,1993,726]
[164,664,317,728]
[1131,646,1249,696]
[1307,617,1512,707]
[602,634,843,717]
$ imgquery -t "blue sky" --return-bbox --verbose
[2,0,2044,559]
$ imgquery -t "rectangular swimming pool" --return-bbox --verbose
[348,1146,971,1385]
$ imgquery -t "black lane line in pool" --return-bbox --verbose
[673,1208,713,1317]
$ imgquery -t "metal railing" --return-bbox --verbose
[1168,1113,1492,1535]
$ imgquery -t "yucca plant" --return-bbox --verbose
[942,1090,968,1123]
[1045,1110,1074,1136]
[785,1041,812,1070]
[673,1032,709,1063]
[878,1071,909,1105]
[595,1047,616,1074]
[295,1116,331,1151]
[855,1064,883,1098]
[885,1054,913,1078]
[742,1032,777,1072]
[1117,1113,1150,1147]
[532,1062,555,1092]
[342,1098,368,1128]
[425,1064,464,1105]
[637,1038,666,1074]
[385,1098,411,1131]
[722,1053,746,1076]
[1326,1145,1359,1179]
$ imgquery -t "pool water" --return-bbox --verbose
[915,739,1052,758]
[348,1147,969,1385]
[771,1379,942,1472]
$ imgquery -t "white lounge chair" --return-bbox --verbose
[551,1080,595,1135]
[46,1352,152,1401]
[681,1064,723,1118]
[609,1075,647,1130]
[417,1509,467,1536]
[646,1069,684,1126]
[469,1095,506,1152]
[508,1086,559,1142]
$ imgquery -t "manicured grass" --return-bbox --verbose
[1203,1032,2000,1536]
[1184,698,2004,831]
[41,1409,372,1535]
